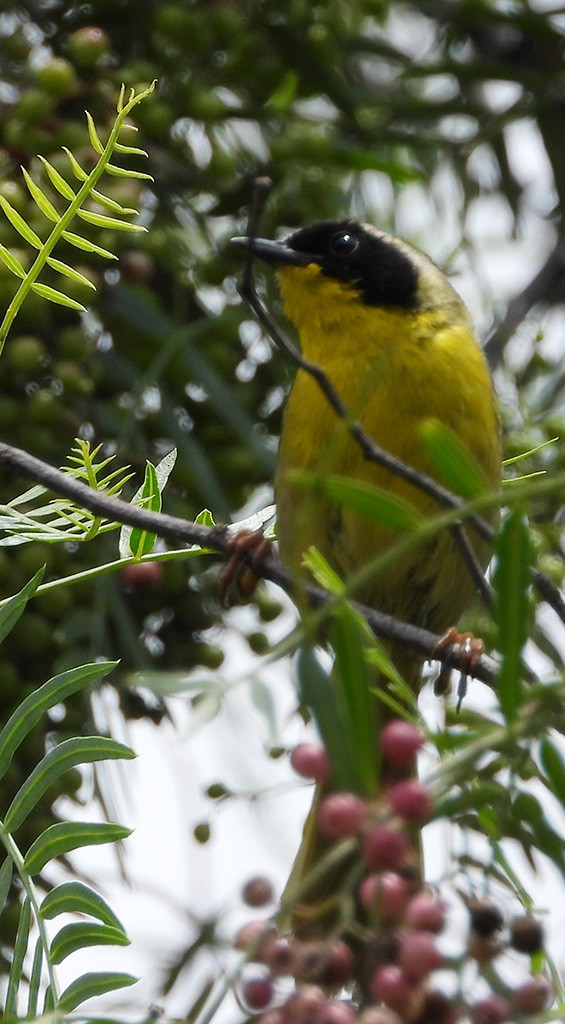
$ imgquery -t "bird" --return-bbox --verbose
[232,219,501,939]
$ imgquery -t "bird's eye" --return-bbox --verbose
[329,230,359,258]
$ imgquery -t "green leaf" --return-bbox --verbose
[295,644,359,792]
[0,566,45,645]
[27,937,43,1019]
[41,880,124,930]
[493,509,530,722]
[0,243,26,278]
[420,418,489,498]
[24,821,131,875]
[0,194,42,248]
[31,281,87,311]
[4,736,135,832]
[91,187,137,214]
[0,660,116,783]
[77,209,144,232]
[62,230,118,260]
[128,461,161,557]
[292,471,421,531]
[46,257,97,288]
[85,110,105,154]
[5,897,31,1016]
[105,162,153,180]
[195,508,216,527]
[0,858,13,916]
[50,922,129,965]
[329,604,378,795]
[57,971,137,1012]
[62,147,89,181]
[21,168,59,222]
[38,155,76,200]
[540,739,565,804]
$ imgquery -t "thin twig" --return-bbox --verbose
[0,439,498,686]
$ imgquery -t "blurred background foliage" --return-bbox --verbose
[0,0,564,993]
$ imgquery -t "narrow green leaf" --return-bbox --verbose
[4,736,135,832]
[62,230,118,260]
[0,660,116,783]
[540,739,565,804]
[57,971,137,1012]
[195,508,215,527]
[27,937,43,1019]
[295,644,358,792]
[292,471,421,531]
[50,922,129,965]
[24,821,131,875]
[77,209,144,232]
[85,110,105,154]
[62,147,89,181]
[0,194,42,247]
[420,418,489,498]
[0,858,13,915]
[120,451,175,558]
[114,140,149,156]
[41,880,124,930]
[0,566,45,645]
[38,155,76,200]
[330,605,377,795]
[21,168,59,222]
[0,243,26,278]
[5,897,31,1016]
[46,257,96,288]
[31,281,87,311]
[493,509,530,722]
[128,461,161,558]
[91,188,137,214]
[105,163,153,180]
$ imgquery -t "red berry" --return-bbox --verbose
[317,793,366,840]
[388,779,432,824]
[291,743,331,783]
[284,985,325,1023]
[509,915,544,953]
[324,940,355,985]
[242,876,274,907]
[380,720,425,769]
[404,893,446,932]
[511,975,552,1014]
[398,931,445,980]
[242,975,274,1010]
[370,964,414,1015]
[362,825,410,870]
[120,561,164,589]
[259,933,294,974]
[358,872,408,920]
[314,1000,356,1024]
[234,920,268,950]
[469,994,510,1024]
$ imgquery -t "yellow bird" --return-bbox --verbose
[234,219,501,937]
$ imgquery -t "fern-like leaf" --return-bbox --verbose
[0,80,156,349]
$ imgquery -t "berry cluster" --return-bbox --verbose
[232,721,553,1024]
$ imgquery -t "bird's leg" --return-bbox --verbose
[432,627,485,702]
[221,529,272,603]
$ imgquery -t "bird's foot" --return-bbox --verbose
[432,627,484,705]
[221,529,272,604]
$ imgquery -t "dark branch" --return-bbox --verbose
[0,439,498,687]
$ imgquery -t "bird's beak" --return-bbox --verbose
[231,235,314,267]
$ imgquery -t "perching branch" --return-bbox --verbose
[0,439,498,687]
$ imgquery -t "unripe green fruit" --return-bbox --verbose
[15,88,54,124]
[26,389,62,426]
[6,335,46,375]
[35,58,78,99]
[68,26,110,66]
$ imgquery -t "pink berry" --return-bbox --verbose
[380,720,425,768]
[317,793,366,840]
[291,742,331,783]
[314,999,357,1024]
[358,872,408,920]
[370,964,414,1015]
[284,985,325,1023]
[259,933,294,975]
[234,919,268,950]
[242,975,274,1010]
[404,893,446,932]
[398,930,445,980]
[469,994,510,1024]
[388,779,432,824]
[324,940,355,985]
[511,975,552,1014]
[362,825,410,870]
[242,875,274,907]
